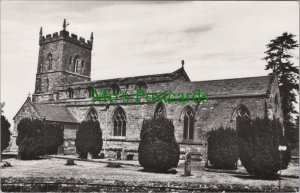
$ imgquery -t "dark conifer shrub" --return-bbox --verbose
[16,118,32,146]
[17,118,44,160]
[207,126,238,169]
[43,122,64,154]
[18,137,44,160]
[17,118,64,159]
[237,117,291,178]
[138,118,180,172]
[75,120,103,159]
[1,115,11,152]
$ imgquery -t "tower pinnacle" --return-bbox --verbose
[62,19,67,31]
[39,27,43,36]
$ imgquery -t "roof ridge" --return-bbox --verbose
[62,67,187,86]
[190,75,270,83]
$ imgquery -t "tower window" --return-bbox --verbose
[73,55,80,73]
[47,53,53,70]
[45,78,49,92]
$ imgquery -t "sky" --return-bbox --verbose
[1,1,299,127]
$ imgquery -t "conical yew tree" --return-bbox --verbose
[207,126,238,169]
[138,117,180,172]
[237,117,291,178]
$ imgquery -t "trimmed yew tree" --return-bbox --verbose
[207,126,238,169]
[138,118,180,172]
[43,122,64,154]
[237,117,291,178]
[1,115,11,152]
[75,120,103,159]
[17,118,64,160]
[17,118,45,159]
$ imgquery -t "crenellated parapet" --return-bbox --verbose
[39,19,93,50]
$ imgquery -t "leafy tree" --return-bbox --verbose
[138,118,180,172]
[75,120,103,159]
[1,115,11,152]
[207,126,238,169]
[238,117,291,179]
[263,32,299,148]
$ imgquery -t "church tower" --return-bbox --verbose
[33,19,93,102]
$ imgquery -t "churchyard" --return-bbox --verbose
[1,152,298,192]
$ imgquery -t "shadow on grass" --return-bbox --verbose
[138,168,177,174]
[233,174,279,181]
[205,165,237,170]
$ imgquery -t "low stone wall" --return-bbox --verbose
[2,177,296,192]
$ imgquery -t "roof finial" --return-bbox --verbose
[90,32,94,42]
[181,59,185,68]
[39,27,43,36]
[28,92,31,97]
[63,19,67,31]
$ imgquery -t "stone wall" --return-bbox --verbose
[63,123,78,155]
[64,95,273,157]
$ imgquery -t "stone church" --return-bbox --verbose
[13,20,283,157]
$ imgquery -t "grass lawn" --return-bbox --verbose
[1,153,299,192]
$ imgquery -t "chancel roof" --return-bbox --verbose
[174,75,273,97]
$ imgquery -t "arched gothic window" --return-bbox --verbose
[182,106,195,140]
[67,88,74,99]
[234,105,251,133]
[113,106,126,136]
[73,55,80,73]
[86,108,98,122]
[154,102,166,119]
[47,53,53,70]
[235,105,251,120]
